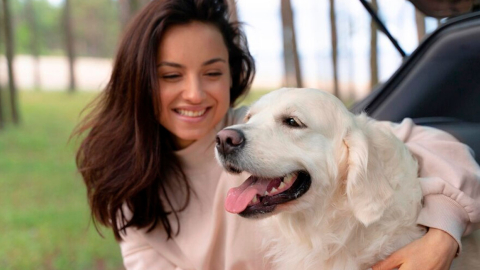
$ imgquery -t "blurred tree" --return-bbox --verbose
[370,0,379,89]
[9,1,56,54]
[0,4,4,129]
[281,0,302,88]
[2,0,20,124]
[119,0,149,30]
[329,0,339,97]
[25,0,41,90]
[226,0,238,23]
[63,0,76,92]
[8,0,120,58]
[72,0,120,58]
[415,8,426,43]
[118,0,132,30]
[0,82,4,130]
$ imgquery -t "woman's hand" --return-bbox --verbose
[371,228,458,270]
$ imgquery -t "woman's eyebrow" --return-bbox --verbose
[202,58,226,66]
[157,61,183,68]
[157,58,226,68]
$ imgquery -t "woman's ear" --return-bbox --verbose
[344,126,394,227]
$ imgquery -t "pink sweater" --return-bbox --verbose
[120,107,480,270]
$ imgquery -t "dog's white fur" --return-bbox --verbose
[218,88,478,270]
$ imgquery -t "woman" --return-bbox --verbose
[74,0,480,269]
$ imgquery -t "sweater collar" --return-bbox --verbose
[174,110,230,171]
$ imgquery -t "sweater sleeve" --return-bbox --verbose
[380,118,480,252]
[120,227,184,270]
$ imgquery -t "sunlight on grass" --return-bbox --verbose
[238,89,273,107]
[0,91,122,270]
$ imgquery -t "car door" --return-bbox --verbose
[350,10,480,165]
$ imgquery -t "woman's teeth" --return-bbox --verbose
[176,109,207,117]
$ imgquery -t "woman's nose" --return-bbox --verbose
[182,76,205,103]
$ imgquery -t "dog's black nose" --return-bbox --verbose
[216,128,245,155]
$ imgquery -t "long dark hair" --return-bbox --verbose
[74,0,255,240]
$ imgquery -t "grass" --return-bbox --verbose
[238,88,273,106]
[0,89,272,270]
[0,91,122,270]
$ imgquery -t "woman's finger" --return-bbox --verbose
[371,252,403,270]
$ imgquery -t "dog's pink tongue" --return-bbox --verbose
[225,176,268,213]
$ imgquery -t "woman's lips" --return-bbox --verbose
[173,107,211,122]
[175,108,207,117]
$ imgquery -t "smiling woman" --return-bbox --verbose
[72,0,480,269]
[157,22,231,150]
[73,0,268,269]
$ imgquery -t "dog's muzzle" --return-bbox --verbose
[215,128,245,156]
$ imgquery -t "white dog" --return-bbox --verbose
[215,88,479,270]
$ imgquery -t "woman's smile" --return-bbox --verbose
[157,21,231,149]
[173,106,212,123]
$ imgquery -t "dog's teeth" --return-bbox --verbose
[278,182,286,190]
[251,195,259,204]
[271,187,278,194]
[264,191,269,196]
[284,173,294,184]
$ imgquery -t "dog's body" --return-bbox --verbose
[258,113,425,270]
[215,88,479,270]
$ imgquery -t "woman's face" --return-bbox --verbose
[157,21,231,150]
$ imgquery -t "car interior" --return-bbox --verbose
[351,0,480,165]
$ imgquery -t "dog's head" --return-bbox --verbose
[215,88,394,226]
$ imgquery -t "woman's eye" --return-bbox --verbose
[284,117,302,128]
[161,74,181,80]
[206,72,222,77]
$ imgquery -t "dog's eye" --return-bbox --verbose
[284,117,302,128]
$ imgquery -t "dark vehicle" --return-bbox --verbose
[352,0,480,165]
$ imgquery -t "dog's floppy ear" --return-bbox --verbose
[344,124,394,227]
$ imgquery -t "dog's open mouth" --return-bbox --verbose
[225,171,311,218]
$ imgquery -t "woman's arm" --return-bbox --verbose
[371,228,458,270]
[373,118,480,269]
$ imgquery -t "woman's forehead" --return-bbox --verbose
[157,21,228,63]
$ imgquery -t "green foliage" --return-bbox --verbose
[34,0,64,55]
[238,89,274,107]
[0,91,123,270]
[71,0,121,57]
[7,0,122,57]
[9,0,63,55]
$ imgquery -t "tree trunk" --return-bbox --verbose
[26,0,41,90]
[0,4,4,129]
[64,0,76,92]
[280,0,302,88]
[329,0,339,97]
[415,9,426,43]
[118,0,131,30]
[370,0,379,90]
[128,0,147,12]
[2,0,19,124]
[0,82,4,130]
[119,0,149,30]
[226,0,238,23]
